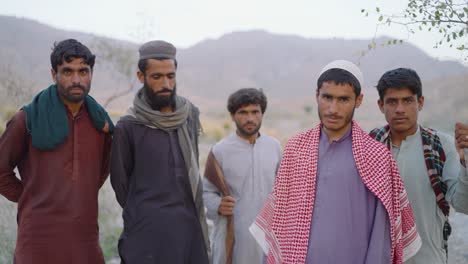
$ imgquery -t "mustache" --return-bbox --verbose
[324,114,342,119]
[155,88,173,95]
[66,84,86,91]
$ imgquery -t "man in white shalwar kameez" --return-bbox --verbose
[203,88,282,264]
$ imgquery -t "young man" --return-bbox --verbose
[203,88,282,264]
[0,39,113,264]
[250,60,421,264]
[110,40,209,264]
[370,68,468,263]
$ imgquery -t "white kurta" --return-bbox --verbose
[391,127,468,264]
[203,133,282,264]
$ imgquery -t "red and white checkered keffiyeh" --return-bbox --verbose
[249,121,421,264]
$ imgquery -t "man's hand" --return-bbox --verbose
[218,195,236,216]
[455,122,468,161]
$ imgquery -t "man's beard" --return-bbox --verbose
[143,83,177,111]
[317,106,355,132]
[58,84,90,103]
[236,120,261,137]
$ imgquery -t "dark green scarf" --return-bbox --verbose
[22,84,114,150]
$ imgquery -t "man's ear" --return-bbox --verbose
[355,94,363,108]
[137,70,145,84]
[51,68,57,83]
[418,95,425,111]
[378,99,384,113]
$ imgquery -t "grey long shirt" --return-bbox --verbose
[203,133,282,264]
[392,127,468,264]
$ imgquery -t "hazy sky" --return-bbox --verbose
[2,0,466,63]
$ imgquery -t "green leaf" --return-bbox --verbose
[376,7,380,12]
[361,9,365,13]
[378,15,383,21]
[392,39,397,45]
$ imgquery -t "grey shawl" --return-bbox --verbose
[122,89,210,256]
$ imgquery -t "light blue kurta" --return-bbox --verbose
[390,127,468,264]
[203,133,282,264]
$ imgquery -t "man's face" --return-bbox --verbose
[316,81,362,136]
[378,87,424,136]
[138,59,176,110]
[51,58,92,104]
[231,104,263,138]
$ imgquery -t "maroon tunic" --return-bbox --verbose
[0,108,111,264]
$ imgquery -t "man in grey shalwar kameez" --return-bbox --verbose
[110,40,209,264]
[203,88,282,264]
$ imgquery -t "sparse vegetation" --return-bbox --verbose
[363,0,468,58]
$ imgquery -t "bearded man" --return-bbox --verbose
[110,40,210,264]
[203,88,282,264]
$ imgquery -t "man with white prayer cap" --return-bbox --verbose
[250,60,422,264]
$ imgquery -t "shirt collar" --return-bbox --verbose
[320,124,352,143]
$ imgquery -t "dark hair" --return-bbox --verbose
[50,39,95,72]
[317,68,361,97]
[376,68,422,101]
[227,88,267,114]
[138,58,178,74]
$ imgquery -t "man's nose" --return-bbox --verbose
[328,100,338,113]
[71,72,81,84]
[162,77,171,88]
[395,102,405,113]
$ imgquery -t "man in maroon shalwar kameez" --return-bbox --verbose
[0,39,113,264]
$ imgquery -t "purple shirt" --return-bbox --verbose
[305,127,391,264]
